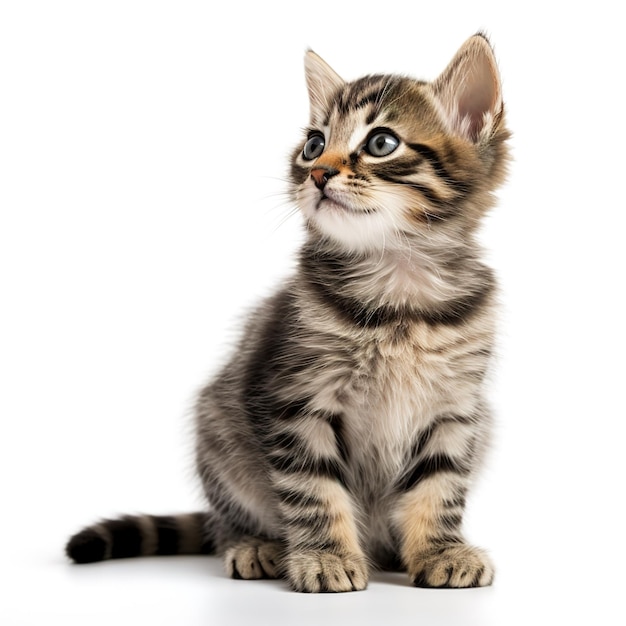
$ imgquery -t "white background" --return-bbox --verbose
[1,1,625,624]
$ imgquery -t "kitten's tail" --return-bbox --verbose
[65,512,217,564]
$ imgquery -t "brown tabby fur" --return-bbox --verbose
[66,34,509,592]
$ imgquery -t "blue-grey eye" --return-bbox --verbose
[303,133,325,160]
[366,131,399,157]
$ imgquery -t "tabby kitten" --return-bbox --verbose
[67,34,509,592]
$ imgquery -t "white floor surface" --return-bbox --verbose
[2,1,625,625]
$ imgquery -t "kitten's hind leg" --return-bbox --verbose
[224,537,285,580]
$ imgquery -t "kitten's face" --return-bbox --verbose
[290,36,509,254]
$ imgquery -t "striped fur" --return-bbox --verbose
[66,34,509,592]
[66,513,214,563]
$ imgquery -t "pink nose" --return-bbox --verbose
[310,167,339,190]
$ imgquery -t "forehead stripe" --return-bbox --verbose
[334,77,391,114]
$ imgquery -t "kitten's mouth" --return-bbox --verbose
[316,193,374,215]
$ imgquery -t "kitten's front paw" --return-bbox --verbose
[409,544,494,588]
[225,538,283,580]
[286,551,368,592]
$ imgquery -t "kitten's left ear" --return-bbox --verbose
[433,34,503,143]
[304,50,345,123]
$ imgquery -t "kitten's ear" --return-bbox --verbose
[304,50,345,122]
[433,34,503,143]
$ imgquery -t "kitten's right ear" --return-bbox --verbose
[304,50,345,123]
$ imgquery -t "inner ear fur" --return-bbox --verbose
[433,34,503,143]
[304,50,345,123]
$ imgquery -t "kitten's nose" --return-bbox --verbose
[310,167,339,190]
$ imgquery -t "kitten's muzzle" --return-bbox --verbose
[311,166,339,190]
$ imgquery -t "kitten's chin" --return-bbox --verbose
[305,207,395,254]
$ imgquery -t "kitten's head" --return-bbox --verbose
[290,34,510,254]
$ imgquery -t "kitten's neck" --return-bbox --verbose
[299,234,492,316]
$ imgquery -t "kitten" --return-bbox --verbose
[66,34,509,592]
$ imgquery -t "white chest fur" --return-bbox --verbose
[303,317,491,482]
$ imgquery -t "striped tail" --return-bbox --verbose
[66,512,216,564]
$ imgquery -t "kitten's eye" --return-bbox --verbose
[302,133,325,160]
[365,131,399,157]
